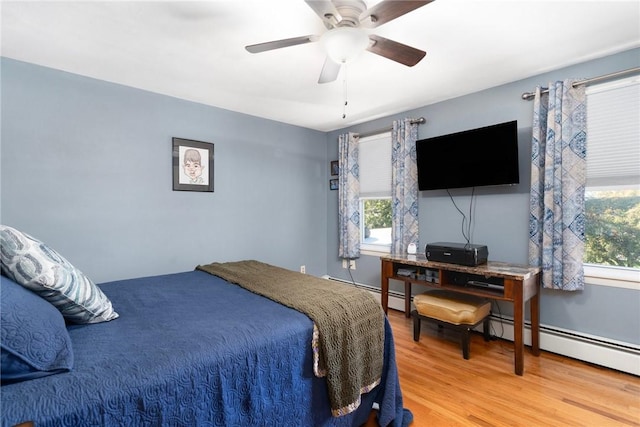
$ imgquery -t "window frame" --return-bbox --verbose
[583,264,639,290]
[358,132,392,255]
[583,75,640,289]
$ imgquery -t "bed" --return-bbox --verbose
[1,226,412,427]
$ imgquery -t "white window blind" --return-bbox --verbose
[586,76,640,188]
[359,132,392,198]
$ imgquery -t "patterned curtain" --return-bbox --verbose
[529,80,587,291]
[338,132,360,259]
[391,119,420,255]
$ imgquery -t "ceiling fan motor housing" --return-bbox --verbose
[330,0,368,27]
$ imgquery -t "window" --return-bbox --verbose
[359,132,392,253]
[584,75,640,283]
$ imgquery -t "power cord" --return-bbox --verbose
[347,259,357,286]
[446,187,476,245]
[489,300,514,354]
[490,300,504,340]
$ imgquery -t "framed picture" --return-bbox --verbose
[330,179,338,190]
[330,160,339,176]
[172,138,214,192]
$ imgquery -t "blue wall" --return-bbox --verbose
[325,48,640,345]
[2,49,638,347]
[1,58,328,282]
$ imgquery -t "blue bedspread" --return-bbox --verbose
[1,270,411,427]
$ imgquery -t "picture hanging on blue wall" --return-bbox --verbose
[172,138,214,192]
[330,160,339,176]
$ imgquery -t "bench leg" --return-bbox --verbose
[412,311,421,342]
[461,329,471,360]
[413,311,489,360]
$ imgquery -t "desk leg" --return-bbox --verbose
[514,289,525,376]
[530,290,541,356]
[381,260,392,314]
[404,281,411,318]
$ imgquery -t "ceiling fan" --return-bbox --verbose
[245,0,434,84]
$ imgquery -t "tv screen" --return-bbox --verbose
[416,120,520,191]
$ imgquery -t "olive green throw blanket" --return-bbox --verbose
[196,260,385,417]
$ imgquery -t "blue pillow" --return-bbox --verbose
[0,225,118,324]
[1,275,74,384]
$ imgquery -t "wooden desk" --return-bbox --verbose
[380,254,540,375]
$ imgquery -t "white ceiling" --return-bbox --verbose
[2,0,639,132]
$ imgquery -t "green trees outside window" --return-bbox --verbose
[364,199,392,229]
[585,189,640,268]
[362,199,392,244]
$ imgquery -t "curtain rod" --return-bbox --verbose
[355,117,426,139]
[521,67,640,100]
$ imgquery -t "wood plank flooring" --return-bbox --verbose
[387,309,640,427]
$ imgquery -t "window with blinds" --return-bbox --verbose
[586,76,640,188]
[584,75,640,270]
[359,132,392,252]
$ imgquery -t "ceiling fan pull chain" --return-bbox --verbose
[342,64,348,119]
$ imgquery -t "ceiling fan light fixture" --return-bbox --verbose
[320,27,369,64]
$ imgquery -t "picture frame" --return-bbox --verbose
[172,137,214,192]
[330,160,339,176]
[330,179,338,190]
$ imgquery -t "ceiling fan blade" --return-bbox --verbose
[318,56,342,84]
[305,0,342,29]
[360,0,434,28]
[245,35,318,54]
[366,34,426,67]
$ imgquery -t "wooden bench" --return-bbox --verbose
[412,289,491,359]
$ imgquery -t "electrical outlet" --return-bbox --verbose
[300,265,306,274]
[342,259,356,270]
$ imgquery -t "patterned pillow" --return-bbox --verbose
[0,225,119,324]
[1,275,74,384]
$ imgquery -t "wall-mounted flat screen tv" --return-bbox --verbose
[416,120,520,191]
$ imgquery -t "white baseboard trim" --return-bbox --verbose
[324,275,640,376]
[488,313,640,376]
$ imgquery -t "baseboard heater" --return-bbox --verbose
[324,275,640,376]
[323,275,406,300]
[489,313,640,376]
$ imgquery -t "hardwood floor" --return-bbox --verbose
[387,309,640,427]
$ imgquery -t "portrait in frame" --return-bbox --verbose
[172,138,214,192]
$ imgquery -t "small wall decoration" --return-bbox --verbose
[330,179,338,190]
[330,160,339,176]
[172,138,214,192]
